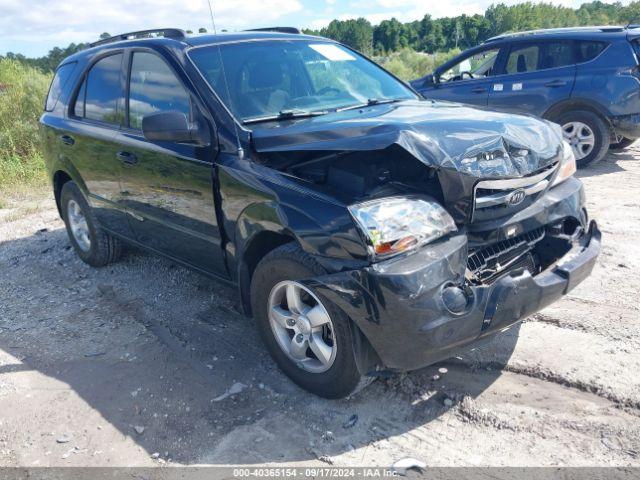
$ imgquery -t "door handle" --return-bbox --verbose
[59,135,75,146]
[471,87,487,93]
[544,80,567,88]
[117,151,138,165]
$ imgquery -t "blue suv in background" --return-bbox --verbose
[411,26,640,167]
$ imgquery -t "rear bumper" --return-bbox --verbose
[305,180,600,372]
[611,113,640,140]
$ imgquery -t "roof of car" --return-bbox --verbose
[485,25,639,43]
[61,29,326,65]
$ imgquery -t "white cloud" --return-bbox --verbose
[0,0,303,46]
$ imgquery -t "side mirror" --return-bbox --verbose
[424,73,437,87]
[142,111,208,145]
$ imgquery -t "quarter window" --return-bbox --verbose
[45,62,77,111]
[128,52,191,130]
[576,41,607,63]
[74,53,124,124]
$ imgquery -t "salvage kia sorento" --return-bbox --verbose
[40,28,601,398]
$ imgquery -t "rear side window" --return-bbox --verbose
[505,42,574,74]
[127,52,191,130]
[74,53,124,124]
[543,42,574,69]
[45,62,77,111]
[576,41,607,63]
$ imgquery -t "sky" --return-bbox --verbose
[0,0,633,57]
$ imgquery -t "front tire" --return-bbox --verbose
[250,243,370,398]
[60,181,122,267]
[554,110,610,168]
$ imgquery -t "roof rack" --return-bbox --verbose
[89,28,187,48]
[244,27,301,34]
[485,25,626,42]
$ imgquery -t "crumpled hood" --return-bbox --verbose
[250,99,564,178]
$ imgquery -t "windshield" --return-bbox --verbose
[188,40,417,123]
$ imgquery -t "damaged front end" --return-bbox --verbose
[249,100,600,372]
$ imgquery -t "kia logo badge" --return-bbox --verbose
[507,188,526,206]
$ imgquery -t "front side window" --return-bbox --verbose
[77,53,124,124]
[188,40,416,123]
[45,62,77,111]
[440,48,500,82]
[506,45,539,74]
[128,52,191,130]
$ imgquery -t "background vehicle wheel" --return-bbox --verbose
[609,137,636,151]
[555,110,610,168]
[250,243,372,398]
[60,181,122,267]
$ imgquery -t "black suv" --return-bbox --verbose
[41,28,601,398]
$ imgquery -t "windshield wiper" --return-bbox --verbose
[336,98,403,112]
[242,109,328,125]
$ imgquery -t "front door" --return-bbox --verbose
[488,40,576,117]
[115,49,227,277]
[423,46,501,108]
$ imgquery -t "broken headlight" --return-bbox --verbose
[552,141,577,187]
[348,197,457,259]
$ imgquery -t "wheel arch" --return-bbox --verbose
[234,201,298,316]
[51,162,88,218]
[543,98,612,126]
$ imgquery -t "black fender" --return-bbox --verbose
[50,160,89,217]
[233,200,298,315]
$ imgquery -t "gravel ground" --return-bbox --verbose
[0,148,639,467]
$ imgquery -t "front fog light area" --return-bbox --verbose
[348,197,457,258]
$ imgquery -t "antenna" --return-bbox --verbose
[205,0,244,157]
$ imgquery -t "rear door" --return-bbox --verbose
[487,40,576,116]
[64,51,134,239]
[423,45,502,107]
[114,49,227,277]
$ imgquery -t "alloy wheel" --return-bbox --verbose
[562,121,595,160]
[267,281,337,373]
[67,199,91,252]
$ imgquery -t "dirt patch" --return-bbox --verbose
[0,148,639,467]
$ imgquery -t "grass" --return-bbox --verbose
[375,48,460,81]
[0,59,52,197]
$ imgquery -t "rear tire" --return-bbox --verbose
[554,110,610,168]
[610,137,636,151]
[250,243,371,398]
[60,181,122,267]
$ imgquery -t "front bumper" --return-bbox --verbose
[305,179,601,372]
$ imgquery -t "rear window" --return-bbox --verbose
[576,41,608,63]
[45,62,77,111]
[73,53,124,125]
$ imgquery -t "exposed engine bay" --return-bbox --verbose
[259,145,444,203]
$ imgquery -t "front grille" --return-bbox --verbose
[472,163,558,222]
[467,227,545,284]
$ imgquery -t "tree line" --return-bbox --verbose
[3,1,640,72]
[305,1,640,55]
